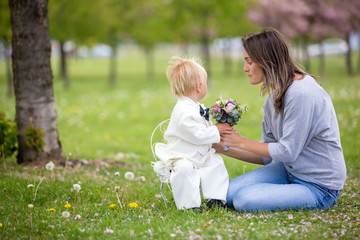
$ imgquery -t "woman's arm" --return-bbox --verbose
[212,143,265,165]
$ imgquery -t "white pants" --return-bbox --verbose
[170,153,229,210]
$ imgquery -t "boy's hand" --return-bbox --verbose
[212,143,226,153]
[215,123,234,135]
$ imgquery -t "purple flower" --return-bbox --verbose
[223,146,230,152]
[221,109,228,120]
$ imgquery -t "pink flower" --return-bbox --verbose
[104,228,114,234]
[212,104,220,112]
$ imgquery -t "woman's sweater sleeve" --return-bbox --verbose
[267,87,314,163]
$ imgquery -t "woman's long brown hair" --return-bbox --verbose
[242,28,306,113]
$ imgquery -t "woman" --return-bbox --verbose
[215,28,346,212]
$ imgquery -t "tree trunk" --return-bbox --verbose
[344,33,353,76]
[108,44,117,86]
[201,32,211,86]
[3,38,13,97]
[358,32,360,74]
[302,35,310,72]
[9,0,63,164]
[318,41,325,77]
[222,38,232,76]
[59,41,69,89]
[145,46,154,82]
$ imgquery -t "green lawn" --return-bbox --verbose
[0,48,359,239]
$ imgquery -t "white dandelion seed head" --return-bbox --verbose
[115,186,120,192]
[27,184,35,189]
[73,184,81,192]
[45,161,55,171]
[124,172,134,180]
[115,172,120,177]
[139,176,146,182]
[62,211,70,218]
[28,204,34,209]
[75,214,81,220]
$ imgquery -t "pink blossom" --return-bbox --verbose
[104,228,114,234]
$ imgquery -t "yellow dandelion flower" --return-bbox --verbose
[64,203,71,208]
[129,202,138,208]
[49,208,56,212]
[350,180,354,184]
[109,204,116,208]
[0,223,2,227]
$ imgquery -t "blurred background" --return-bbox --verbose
[1,0,359,95]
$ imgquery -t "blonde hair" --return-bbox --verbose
[166,56,207,97]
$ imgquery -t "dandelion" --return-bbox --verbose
[0,223,2,228]
[49,208,56,212]
[27,184,35,189]
[28,204,34,229]
[115,172,120,177]
[75,214,81,220]
[64,203,71,208]
[139,176,146,181]
[129,202,138,208]
[104,228,114,234]
[109,204,116,208]
[73,184,81,192]
[45,161,55,171]
[124,172,134,180]
[62,211,70,218]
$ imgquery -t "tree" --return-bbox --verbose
[0,0,13,97]
[325,0,360,75]
[130,0,171,82]
[95,0,134,86]
[248,0,312,70]
[49,0,100,89]
[9,0,63,164]
[215,0,258,75]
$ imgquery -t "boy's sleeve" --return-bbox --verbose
[177,112,220,145]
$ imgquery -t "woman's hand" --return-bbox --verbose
[221,130,244,149]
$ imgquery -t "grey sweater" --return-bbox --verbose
[261,75,346,190]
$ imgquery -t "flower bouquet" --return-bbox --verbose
[210,98,247,125]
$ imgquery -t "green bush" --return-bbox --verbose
[0,112,18,158]
[24,122,44,151]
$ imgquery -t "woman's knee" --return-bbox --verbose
[232,190,257,212]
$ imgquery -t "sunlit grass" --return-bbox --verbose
[0,48,359,239]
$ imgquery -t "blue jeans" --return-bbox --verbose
[226,161,342,212]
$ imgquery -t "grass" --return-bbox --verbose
[0,46,359,239]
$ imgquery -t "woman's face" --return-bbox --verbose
[243,50,264,85]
